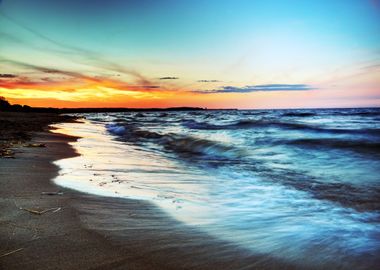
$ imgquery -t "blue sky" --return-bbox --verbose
[0,0,379,108]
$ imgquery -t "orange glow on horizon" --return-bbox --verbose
[1,65,380,109]
[3,86,380,109]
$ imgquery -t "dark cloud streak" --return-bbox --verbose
[159,77,179,80]
[0,74,17,78]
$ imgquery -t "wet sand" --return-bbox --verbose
[0,112,300,270]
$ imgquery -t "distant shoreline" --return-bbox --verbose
[2,97,380,113]
[2,106,380,114]
[0,104,208,113]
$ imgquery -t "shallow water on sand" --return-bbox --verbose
[53,108,380,269]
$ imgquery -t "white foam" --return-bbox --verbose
[51,119,380,269]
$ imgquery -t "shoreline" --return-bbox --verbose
[0,130,122,269]
[0,113,300,270]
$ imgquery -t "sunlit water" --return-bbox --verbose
[52,108,380,269]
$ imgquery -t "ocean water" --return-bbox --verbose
[52,108,380,269]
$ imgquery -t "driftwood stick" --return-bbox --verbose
[20,207,61,215]
[41,191,63,196]
[0,248,24,258]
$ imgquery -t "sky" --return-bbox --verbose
[0,0,379,109]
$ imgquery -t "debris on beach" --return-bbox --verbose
[0,148,15,158]
[0,248,24,258]
[9,140,24,146]
[20,207,61,215]
[24,143,46,148]
[1,156,15,159]
[41,191,64,196]
[157,194,175,199]
[111,179,122,183]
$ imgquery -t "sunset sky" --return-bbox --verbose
[0,0,379,109]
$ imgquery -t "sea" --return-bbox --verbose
[52,108,380,269]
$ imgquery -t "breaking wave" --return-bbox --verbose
[182,119,380,137]
[56,108,380,269]
[106,123,245,160]
[272,138,380,156]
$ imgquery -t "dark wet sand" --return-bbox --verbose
[0,113,301,270]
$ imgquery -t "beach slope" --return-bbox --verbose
[0,112,297,270]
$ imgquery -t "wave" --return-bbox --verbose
[282,112,316,117]
[182,119,227,130]
[162,136,245,160]
[106,123,128,135]
[106,123,246,160]
[106,122,380,211]
[273,122,380,136]
[182,119,380,136]
[247,160,380,212]
[282,109,380,117]
[284,138,380,155]
[276,170,380,211]
[181,119,273,130]
[342,110,380,117]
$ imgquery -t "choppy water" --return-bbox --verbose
[53,108,380,269]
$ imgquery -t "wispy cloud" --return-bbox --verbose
[361,63,380,71]
[193,84,316,94]
[0,59,161,92]
[197,80,220,83]
[0,11,157,87]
